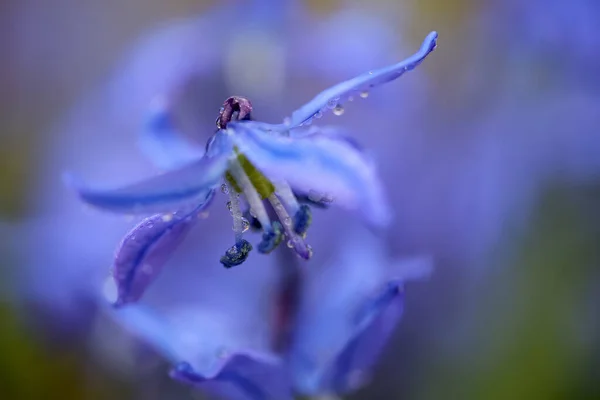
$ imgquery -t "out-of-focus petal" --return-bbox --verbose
[112,304,292,400]
[229,122,391,227]
[111,192,213,307]
[171,353,292,400]
[139,97,204,170]
[289,229,432,395]
[286,31,438,128]
[66,134,231,214]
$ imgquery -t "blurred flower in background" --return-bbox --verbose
[1,0,600,399]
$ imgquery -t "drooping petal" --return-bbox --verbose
[171,353,292,400]
[66,132,232,214]
[289,229,432,396]
[286,31,438,127]
[229,122,391,227]
[139,97,204,170]
[111,192,214,306]
[111,305,292,400]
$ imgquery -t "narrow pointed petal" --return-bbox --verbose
[112,305,292,400]
[230,122,391,227]
[111,193,213,306]
[287,31,438,127]
[67,133,231,214]
[290,230,432,395]
[140,97,203,170]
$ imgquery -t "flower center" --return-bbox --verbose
[213,97,313,268]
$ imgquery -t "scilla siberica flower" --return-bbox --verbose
[67,32,438,306]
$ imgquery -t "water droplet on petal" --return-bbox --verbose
[221,184,229,194]
[241,217,250,233]
[326,98,339,109]
[286,239,294,249]
[360,91,369,99]
[283,216,292,226]
[226,201,233,214]
[333,105,345,116]
[368,71,373,75]
[315,110,323,119]
[161,214,173,222]
[102,276,118,304]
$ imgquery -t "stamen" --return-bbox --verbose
[228,160,285,254]
[274,182,312,236]
[220,239,253,268]
[227,161,272,229]
[226,184,245,242]
[220,182,252,268]
[268,193,312,260]
[274,181,300,215]
[293,204,312,236]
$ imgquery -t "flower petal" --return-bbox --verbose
[229,122,391,227]
[140,97,204,170]
[111,193,213,306]
[111,305,292,400]
[66,132,231,214]
[286,31,438,127]
[171,353,292,400]
[289,229,432,395]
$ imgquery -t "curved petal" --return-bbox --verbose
[287,31,438,127]
[66,132,231,214]
[229,122,391,227]
[111,192,214,307]
[111,305,292,400]
[289,230,432,395]
[171,353,292,400]
[140,97,204,170]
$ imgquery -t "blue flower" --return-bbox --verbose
[67,32,438,306]
[109,227,432,400]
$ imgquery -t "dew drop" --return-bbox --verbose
[161,213,173,222]
[368,71,373,75]
[326,98,339,109]
[314,110,323,119]
[102,276,118,304]
[241,217,250,233]
[306,245,313,259]
[286,239,294,249]
[333,105,345,116]
[226,201,233,214]
[360,91,369,99]
[221,184,229,195]
[283,216,292,226]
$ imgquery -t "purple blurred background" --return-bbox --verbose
[1,0,599,398]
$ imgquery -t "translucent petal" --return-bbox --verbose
[112,305,292,400]
[229,122,391,227]
[140,97,204,170]
[289,230,432,395]
[171,353,292,400]
[66,134,231,214]
[287,31,438,127]
[111,194,213,306]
